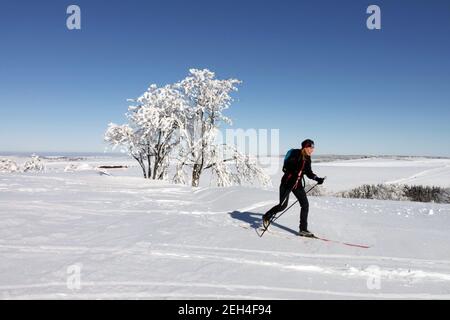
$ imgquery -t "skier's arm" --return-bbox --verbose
[305,162,318,180]
[305,163,324,184]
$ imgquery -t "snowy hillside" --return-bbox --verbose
[1,155,450,299]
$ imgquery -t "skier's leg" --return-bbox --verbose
[278,183,291,211]
[265,184,290,217]
[293,187,309,231]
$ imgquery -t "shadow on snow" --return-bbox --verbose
[228,211,298,236]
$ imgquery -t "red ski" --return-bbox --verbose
[239,223,371,249]
[310,235,370,249]
[262,227,370,249]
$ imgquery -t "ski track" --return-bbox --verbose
[386,165,450,185]
[2,282,450,300]
[2,243,450,283]
[3,242,450,266]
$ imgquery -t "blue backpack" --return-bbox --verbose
[282,149,296,173]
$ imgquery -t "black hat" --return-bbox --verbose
[301,139,315,149]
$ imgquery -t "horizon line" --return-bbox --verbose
[1,151,449,159]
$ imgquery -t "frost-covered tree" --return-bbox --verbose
[105,84,186,179]
[174,69,269,187]
[0,159,19,173]
[104,68,271,187]
[23,154,45,172]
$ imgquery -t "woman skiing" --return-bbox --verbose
[263,139,325,237]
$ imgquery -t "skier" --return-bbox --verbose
[263,139,325,237]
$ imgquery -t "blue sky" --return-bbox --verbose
[0,0,449,156]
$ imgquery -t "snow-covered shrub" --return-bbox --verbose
[23,155,45,172]
[404,185,449,203]
[438,188,450,203]
[0,159,19,173]
[337,184,450,204]
[338,184,408,201]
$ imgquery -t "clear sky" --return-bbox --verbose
[0,0,449,156]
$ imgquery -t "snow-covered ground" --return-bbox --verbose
[1,155,450,299]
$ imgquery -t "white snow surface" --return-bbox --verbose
[1,155,450,299]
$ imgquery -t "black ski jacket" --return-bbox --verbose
[281,149,318,188]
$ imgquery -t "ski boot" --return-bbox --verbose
[262,212,274,229]
[299,230,315,238]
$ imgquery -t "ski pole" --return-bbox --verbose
[260,177,326,237]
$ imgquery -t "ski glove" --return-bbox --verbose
[315,177,325,185]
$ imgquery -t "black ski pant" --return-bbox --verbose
[265,183,309,231]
